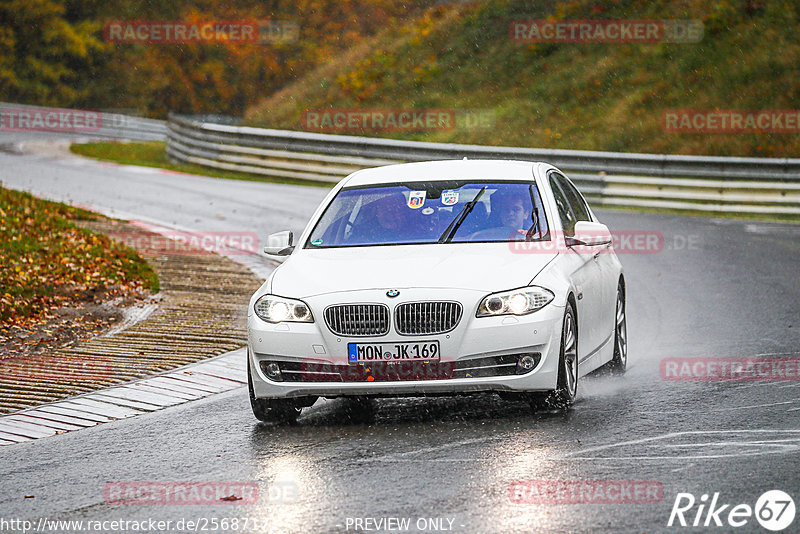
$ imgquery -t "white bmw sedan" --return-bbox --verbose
[247,160,626,422]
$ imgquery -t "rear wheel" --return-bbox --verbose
[530,301,578,410]
[248,359,309,424]
[607,283,627,374]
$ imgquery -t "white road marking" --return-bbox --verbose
[731,382,774,391]
[638,399,800,413]
[565,430,800,460]
[119,165,162,174]
[755,351,800,357]
[700,400,800,411]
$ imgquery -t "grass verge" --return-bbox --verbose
[69,141,334,188]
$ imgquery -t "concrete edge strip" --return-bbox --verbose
[0,348,247,446]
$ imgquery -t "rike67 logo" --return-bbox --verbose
[668,490,795,531]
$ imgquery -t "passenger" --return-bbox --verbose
[470,190,530,240]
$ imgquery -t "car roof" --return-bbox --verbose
[342,159,544,187]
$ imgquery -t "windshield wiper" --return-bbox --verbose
[437,186,487,244]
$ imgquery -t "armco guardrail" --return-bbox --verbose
[0,102,166,141]
[167,114,800,217]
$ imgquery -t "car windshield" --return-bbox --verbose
[305,181,550,248]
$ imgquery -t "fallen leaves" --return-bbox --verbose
[0,187,159,330]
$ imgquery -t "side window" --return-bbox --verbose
[549,174,577,235]
[553,172,591,222]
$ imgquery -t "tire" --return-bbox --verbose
[530,300,578,410]
[247,358,304,424]
[607,282,627,375]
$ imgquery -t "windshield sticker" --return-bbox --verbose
[408,191,426,209]
[311,238,323,246]
[421,207,434,215]
[441,190,459,206]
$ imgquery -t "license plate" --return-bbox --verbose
[348,341,440,363]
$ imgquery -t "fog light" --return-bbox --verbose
[260,361,283,382]
[516,354,539,374]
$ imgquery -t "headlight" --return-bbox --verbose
[476,287,554,317]
[254,295,313,323]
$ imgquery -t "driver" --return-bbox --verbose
[350,192,414,244]
[374,193,408,233]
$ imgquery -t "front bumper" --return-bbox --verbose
[247,288,564,399]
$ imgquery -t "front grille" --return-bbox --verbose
[395,301,462,335]
[324,304,390,337]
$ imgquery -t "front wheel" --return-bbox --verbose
[530,301,578,410]
[248,359,306,424]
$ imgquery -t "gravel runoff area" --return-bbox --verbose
[0,217,261,413]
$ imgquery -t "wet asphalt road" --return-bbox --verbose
[1,142,800,533]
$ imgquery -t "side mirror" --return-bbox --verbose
[264,230,294,256]
[566,221,612,247]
